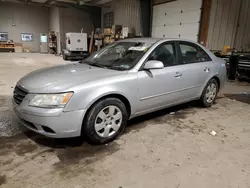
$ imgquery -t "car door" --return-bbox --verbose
[176,41,214,100]
[137,41,185,114]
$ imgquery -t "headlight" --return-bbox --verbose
[29,92,73,108]
[64,49,69,54]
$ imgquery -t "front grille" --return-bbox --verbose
[13,85,28,105]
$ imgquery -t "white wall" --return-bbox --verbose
[49,7,61,54]
[0,2,49,52]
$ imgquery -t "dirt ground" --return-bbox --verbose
[1,53,250,188]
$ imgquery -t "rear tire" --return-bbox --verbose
[200,78,218,107]
[82,98,128,145]
[63,54,68,60]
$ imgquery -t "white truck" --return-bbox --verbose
[63,32,89,61]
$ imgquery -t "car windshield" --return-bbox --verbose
[82,42,152,70]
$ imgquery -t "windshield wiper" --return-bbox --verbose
[88,63,108,69]
[81,60,106,68]
[80,60,91,64]
[109,65,128,70]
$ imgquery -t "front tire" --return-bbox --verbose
[63,54,68,60]
[200,78,218,107]
[82,98,128,145]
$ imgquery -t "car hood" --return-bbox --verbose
[18,63,125,93]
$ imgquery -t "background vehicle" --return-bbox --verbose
[62,32,89,61]
[13,38,227,144]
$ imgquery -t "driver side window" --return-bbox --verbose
[148,43,177,67]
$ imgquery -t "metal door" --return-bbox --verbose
[137,65,186,114]
[40,33,48,53]
[152,0,202,41]
[137,42,185,114]
[175,42,214,100]
[173,63,213,101]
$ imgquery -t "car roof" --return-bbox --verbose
[120,37,197,45]
[121,38,161,44]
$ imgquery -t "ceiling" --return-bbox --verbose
[1,0,112,7]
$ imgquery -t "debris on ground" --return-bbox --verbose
[210,130,217,136]
[228,98,236,101]
[169,112,175,115]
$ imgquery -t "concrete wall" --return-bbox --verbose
[49,7,61,54]
[0,3,95,53]
[59,7,94,50]
[0,2,49,52]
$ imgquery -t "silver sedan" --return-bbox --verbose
[13,38,227,144]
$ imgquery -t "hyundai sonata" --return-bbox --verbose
[13,38,226,144]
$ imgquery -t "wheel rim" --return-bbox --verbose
[205,83,217,103]
[94,105,123,138]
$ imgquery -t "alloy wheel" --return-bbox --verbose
[94,105,123,138]
[205,83,217,103]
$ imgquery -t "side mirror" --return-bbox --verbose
[144,60,164,70]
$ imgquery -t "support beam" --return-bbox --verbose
[140,0,152,37]
[199,0,212,45]
[56,0,77,4]
[152,0,176,6]
[45,0,56,4]
[91,0,112,4]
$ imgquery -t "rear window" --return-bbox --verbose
[179,42,211,64]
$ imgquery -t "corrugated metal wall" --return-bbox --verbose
[111,0,141,35]
[207,0,250,51]
[234,0,250,51]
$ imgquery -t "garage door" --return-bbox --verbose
[152,0,202,41]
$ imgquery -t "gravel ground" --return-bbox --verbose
[1,53,250,188]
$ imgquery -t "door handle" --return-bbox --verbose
[204,67,210,72]
[175,72,183,78]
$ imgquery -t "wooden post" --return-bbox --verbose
[199,0,212,45]
[89,31,94,53]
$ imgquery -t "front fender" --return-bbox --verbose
[63,73,138,115]
[82,88,131,111]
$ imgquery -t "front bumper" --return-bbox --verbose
[13,98,86,138]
